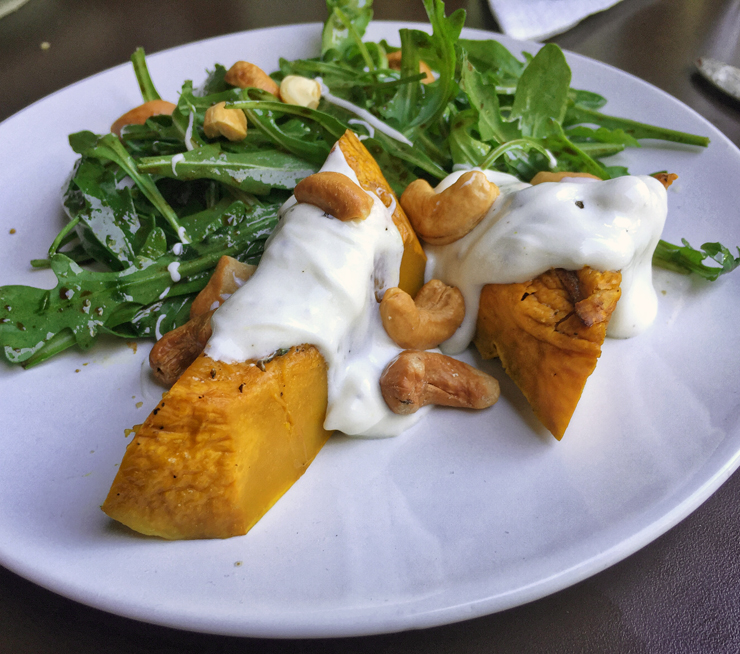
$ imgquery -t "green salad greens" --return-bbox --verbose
[1,0,737,368]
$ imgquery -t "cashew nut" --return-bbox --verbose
[203,101,248,141]
[190,255,256,319]
[400,171,499,245]
[529,171,601,185]
[380,350,500,415]
[149,310,214,386]
[110,99,176,137]
[294,171,373,222]
[386,50,434,84]
[224,61,280,96]
[380,279,464,350]
[279,75,322,109]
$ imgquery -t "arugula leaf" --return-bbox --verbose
[566,125,640,148]
[478,138,555,170]
[69,131,191,243]
[322,0,373,57]
[404,0,465,133]
[229,100,348,139]
[541,126,609,179]
[360,138,418,195]
[509,44,571,139]
[371,130,446,181]
[576,142,627,158]
[137,145,316,195]
[568,88,607,110]
[61,157,144,270]
[197,64,231,96]
[0,202,278,366]
[120,116,185,156]
[565,104,710,147]
[448,109,491,167]
[380,29,421,128]
[243,111,331,166]
[459,38,524,82]
[131,47,161,102]
[459,52,521,145]
[653,239,740,280]
[114,294,195,340]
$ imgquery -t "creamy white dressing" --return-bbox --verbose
[347,118,375,140]
[318,79,414,146]
[184,112,195,152]
[154,313,167,341]
[426,170,667,354]
[171,153,185,176]
[167,262,181,283]
[207,146,427,437]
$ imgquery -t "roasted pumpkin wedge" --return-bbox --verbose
[103,130,419,539]
[474,267,621,440]
[103,346,329,539]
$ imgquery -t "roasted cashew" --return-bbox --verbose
[203,101,248,141]
[110,99,176,137]
[294,171,373,221]
[386,50,434,84]
[279,75,322,109]
[190,255,256,319]
[380,350,500,415]
[529,171,601,185]
[149,310,214,386]
[400,171,499,245]
[224,61,280,96]
[380,279,464,350]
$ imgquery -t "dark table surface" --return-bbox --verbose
[2,0,740,652]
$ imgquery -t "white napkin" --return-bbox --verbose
[487,0,623,41]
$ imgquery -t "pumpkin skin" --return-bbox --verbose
[474,267,621,440]
[103,130,418,539]
[339,130,427,298]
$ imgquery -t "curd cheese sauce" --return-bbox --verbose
[426,170,668,354]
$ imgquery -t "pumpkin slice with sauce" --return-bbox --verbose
[102,130,425,539]
[474,266,621,440]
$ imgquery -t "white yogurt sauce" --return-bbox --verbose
[167,261,181,283]
[171,153,185,176]
[426,170,668,354]
[184,111,196,151]
[318,79,414,146]
[206,146,427,437]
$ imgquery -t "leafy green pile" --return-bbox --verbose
[1,0,737,368]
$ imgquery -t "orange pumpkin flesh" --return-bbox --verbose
[102,347,330,539]
[474,267,621,440]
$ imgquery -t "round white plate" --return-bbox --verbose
[1,22,739,639]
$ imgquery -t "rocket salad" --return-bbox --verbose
[0,0,737,369]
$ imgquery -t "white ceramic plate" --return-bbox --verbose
[1,22,739,639]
